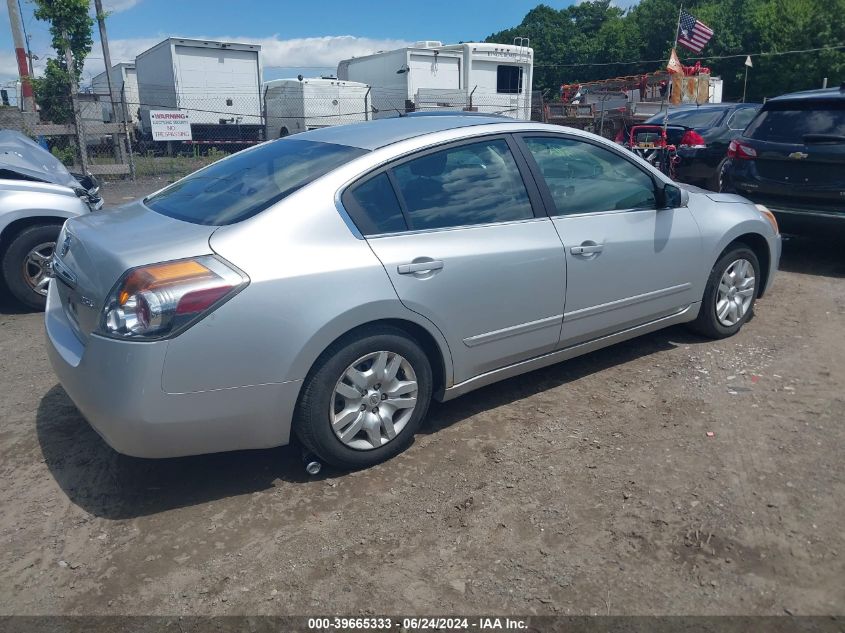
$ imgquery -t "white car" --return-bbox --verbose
[0,130,102,309]
[46,116,780,470]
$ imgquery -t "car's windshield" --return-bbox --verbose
[647,108,724,128]
[145,139,367,225]
[745,102,845,143]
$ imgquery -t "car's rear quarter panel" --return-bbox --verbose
[164,168,453,395]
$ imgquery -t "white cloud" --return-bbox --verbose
[252,35,413,69]
[0,51,19,81]
[577,0,640,9]
[1,33,414,87]
[79,34,412,83]
[98,0,143,13]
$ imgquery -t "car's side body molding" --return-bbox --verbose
[563,283,692,322]
[441,302,699,401]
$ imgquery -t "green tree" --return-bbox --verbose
[485,0,845,101]
[30,0,94,123]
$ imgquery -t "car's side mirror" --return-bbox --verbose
[661,183,688,209]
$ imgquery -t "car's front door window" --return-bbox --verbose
[522,136,656,215]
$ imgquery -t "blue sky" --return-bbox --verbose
[0,0,639,87]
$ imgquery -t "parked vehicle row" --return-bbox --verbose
[44,116,780,470]
[625,85,844,231]
[642,102,760,190]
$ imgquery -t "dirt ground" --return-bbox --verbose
[0,178,843,616]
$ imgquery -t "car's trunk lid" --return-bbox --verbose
[53,201,217,343]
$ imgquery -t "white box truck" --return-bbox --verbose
[337,40,534,120]
[264,78,372,139]
[135,38,263,147]
[91,62,140,127]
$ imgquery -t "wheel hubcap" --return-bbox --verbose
[331,351,418,451]
[715,258,755,327]
[22,242,55,296]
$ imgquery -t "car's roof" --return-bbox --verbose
[768,86,845,103]
[668,102,758,110]
[294,115,514,150]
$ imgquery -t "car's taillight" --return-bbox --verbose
[679,130,707,148]
[99,256,248,340]
[728,139,757,160]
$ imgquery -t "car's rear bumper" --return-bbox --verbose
[44,282,301,458]
[674,147,719,185]
[768,205,845,220]
[725,162,845,221]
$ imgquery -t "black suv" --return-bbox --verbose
[722,85,845,229]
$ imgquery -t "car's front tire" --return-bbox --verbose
[294,326,433,470]
[689,244,760,339]
[1,224,61,310]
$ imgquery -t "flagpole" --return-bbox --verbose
[664,4,682,131]
[743,66,749,103]
[674,4,683,50]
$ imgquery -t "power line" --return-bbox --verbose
[533,43,845,68]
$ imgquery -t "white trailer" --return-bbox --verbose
[135,38,263,146]
[264,78,372,140]
[337,40,534,120]
[91,62,140,126]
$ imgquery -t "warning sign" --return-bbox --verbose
[149,110,192,141]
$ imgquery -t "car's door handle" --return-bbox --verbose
[397,260,444,275]
[570,244,604,255]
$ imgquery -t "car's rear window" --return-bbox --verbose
[648,109,723,128]
[145,139,367,225]
[745,101,845,143]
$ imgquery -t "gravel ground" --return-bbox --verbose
[0,178,843,616]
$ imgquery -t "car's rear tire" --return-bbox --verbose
[1,224,61,311]
[709,157,728,192]
[294,326,433,470]
[689,245,760,339]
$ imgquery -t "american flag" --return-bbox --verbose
[678,10,713,53]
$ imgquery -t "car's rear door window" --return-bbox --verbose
[344,173,408,235]
[145,139,367,225]
[727,108,758,130]
[745,102,845,143]
[390,138,534,230]
[522,136,657,215]
[665,109,724,128]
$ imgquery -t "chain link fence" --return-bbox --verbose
[18,89,547,183]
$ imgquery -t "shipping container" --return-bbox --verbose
[135,38,263,146]
[91,62,140,127]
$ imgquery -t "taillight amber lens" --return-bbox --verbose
[99,256,248,340]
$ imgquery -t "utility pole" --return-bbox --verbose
[93,0,132,176]
[6,0,35,112]
[62,29,89,173]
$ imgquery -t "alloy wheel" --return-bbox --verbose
[330,351,418,450]
[715,258,755,327]
[22,241,54,296]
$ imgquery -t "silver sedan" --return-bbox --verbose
[45,116,781,470]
